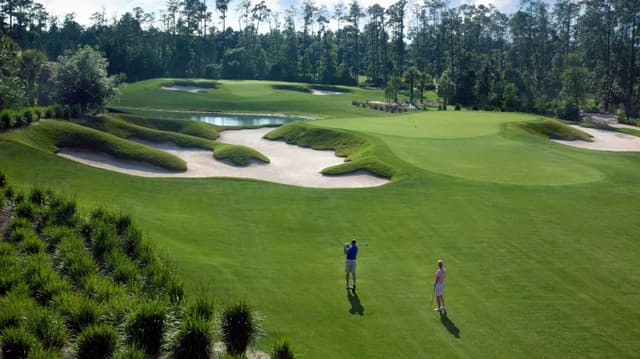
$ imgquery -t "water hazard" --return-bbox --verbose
[190,114,302,126]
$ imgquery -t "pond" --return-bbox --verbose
[190,114,303,126]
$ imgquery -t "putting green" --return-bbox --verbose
[2,79,639,358]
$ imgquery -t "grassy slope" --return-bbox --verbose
[84,114,270,165]
[2,120,186,171]
[2,80,639,358]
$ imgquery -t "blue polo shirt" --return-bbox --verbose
[346,245,358,260]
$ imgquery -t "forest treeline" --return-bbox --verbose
[0,0,639,118]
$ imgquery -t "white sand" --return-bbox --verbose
[57,127,389,188]
[311,89,346,95]
[551,125,640,152]
[161,85,207,93]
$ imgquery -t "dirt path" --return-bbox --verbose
[551,125,640,152]
[58,128,389,188]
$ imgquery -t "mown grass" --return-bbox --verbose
[2,79,640,358]
[112,79,412,118]
[107,111,220,139]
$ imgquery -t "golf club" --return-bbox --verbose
[430,284,435,309]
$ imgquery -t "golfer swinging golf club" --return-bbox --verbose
[433,259,446,312]
[344,239,358,290]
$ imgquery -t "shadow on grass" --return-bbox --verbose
[439,311,460,338]
[347,290,364,315]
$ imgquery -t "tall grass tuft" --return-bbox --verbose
[53,292,100,332]
[0,171,6,187]
[7,225,37,244]
[105,250,137,284]
[15,201,37,220]
[46,196,77,227]
[0,242,18,295]
[114,345,149,359]
[0,327,38,359]
[0,285,35,332]
[57,233,97,284]
[272,338,296,359]
[20,235,46,254]
[22,253,72,305]
[25,307,67,350]
[220,301,260,356]
[188,297,215,322]
[89,220,118,261]
[40,225,76,252]
[76,324,118,359]
[126,301,166,357]
[28,188,47,206]
[171,315,212,359]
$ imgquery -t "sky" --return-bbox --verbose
[40,0,555,29]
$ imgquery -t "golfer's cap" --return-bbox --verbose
[351,239,356,243]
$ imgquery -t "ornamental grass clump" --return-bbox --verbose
[126,301,166,357]
[20,235,46,254]
[57,233,97,284]
[0,327,39,359]
[53,292,101,332]
[76,324,118,359]
[0,286,35,332]
[22,253,72,305]
[272,338,296,359]
[171,314,212,359]
[0,242,19,295]
[25,307,67,350]
[220,301,260,356]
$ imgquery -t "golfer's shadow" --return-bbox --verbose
[347,290,364,315]
[439,311,460,338]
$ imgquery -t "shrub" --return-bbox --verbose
[4,185,15,200]
[76,324,117,359]
[0,171,6,187]
[454,104,461,111]
[1,110,16,129]
[44,106,55,119]
[126,301,166,357]
[220,301,260,356]
[53,104,69,119]
[53,292,100,332]
[172,315,212,359]
[558,101,581,121]
[26,308,67,350]
[22,109,35,124]
[272,338,296,359]
[0,327,38,359]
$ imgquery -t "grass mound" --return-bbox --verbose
[89,115,269,166]
[309,85,351,93]
[213,143,270,166]
[271,84,312,93]
[517,118,592,141]
[3,120,187,171]
[108,112,220,140]
[163,79,220,89]
[265,123,396,179]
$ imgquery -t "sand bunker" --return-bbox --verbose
[161,85,207,93]
[552,125,640,152]
[311,89,346,95]
[58,127,388,188]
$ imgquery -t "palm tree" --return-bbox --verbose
[403,66,420,106]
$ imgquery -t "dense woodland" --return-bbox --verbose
[0,0,639,118]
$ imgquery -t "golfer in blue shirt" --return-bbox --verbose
[344,239,358,290]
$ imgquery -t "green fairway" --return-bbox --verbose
[2,79,639,358]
